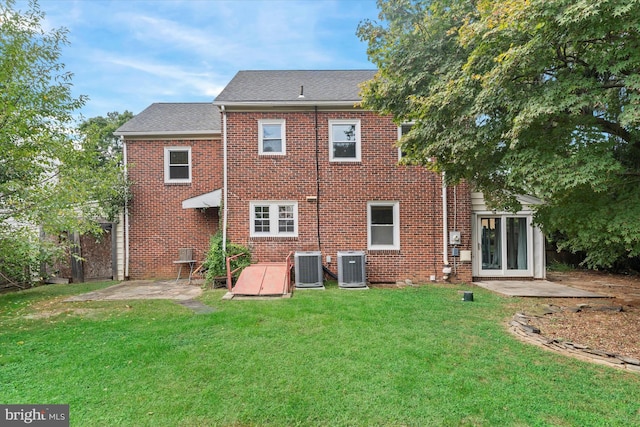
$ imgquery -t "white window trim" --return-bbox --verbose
[258,119,286,155]
[164,146,192,184]
[367,201,400,250]
[250,201,298,237]
[329,119,361,162]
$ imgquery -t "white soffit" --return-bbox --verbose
[182,189,222,209]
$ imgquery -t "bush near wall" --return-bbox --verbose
[0,226,63,290]
[202,231,251,286]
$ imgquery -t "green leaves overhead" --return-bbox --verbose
[359,0,640,267]
[0,0,127,231]
[0,1,128,283]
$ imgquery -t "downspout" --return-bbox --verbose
[442,172,451,280]
[221,105,228,255]
[122,136,130,279]
[314,106,321,251]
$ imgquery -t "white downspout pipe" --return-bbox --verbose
[122,136,130,279]
[442,172,451,280]
[221,105,228,255]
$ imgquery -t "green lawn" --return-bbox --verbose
[1,281,639,426]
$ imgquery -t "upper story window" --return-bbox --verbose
[259,119,286,155]
[329,119,361,162]
[250,201,298,237]
[368,201,400,250]
[164,147,191,183]
[397,122,414,161]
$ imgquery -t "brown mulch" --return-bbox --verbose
[509,270,640,361]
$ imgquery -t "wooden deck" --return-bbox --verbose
[231,263,290,296]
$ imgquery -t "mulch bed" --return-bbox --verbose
[508,270,640,368]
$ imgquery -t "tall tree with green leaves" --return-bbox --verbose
[358,0,640,268]
[78,111,133,166]
[75,111,132,223]
[0,0,126,284]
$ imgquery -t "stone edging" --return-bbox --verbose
[509,312,640,373]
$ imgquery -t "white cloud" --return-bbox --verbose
[121,14,220,54]
[99,54,226,96]
[25,0,378,118]
[111,0,366,69]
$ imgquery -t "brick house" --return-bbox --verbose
[115,103,222,279]
[115,70,545,283]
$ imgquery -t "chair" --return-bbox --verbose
[173,248,196,284]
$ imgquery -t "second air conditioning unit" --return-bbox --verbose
[294,251,324,289]
[337,251,367,288]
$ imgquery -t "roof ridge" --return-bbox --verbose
[151,101,213,105]
[216,69,376,104]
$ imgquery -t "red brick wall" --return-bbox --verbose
[126,138,222,279]
[225,110,473,283]
[445,184,473,282]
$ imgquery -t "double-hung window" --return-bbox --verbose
[329,119,361,162]
[164,147,191,183]
[250,201,298,237]
[368,202,400,250]
[259,119,286,155]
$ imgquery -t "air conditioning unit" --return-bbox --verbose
[294,251,324,289]
[337,251,367,288]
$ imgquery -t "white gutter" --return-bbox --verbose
[442,172,451,280]
[122,136,130,279]
[221,105,228,255]
[113,130,218,137]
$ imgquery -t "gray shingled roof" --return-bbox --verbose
[114,103,220,136]
[214,70,377,105]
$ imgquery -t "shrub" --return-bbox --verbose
[202,231,251,286]
[546,260,576,273]
[0,225,64,289]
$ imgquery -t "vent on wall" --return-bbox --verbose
[294,251,324,289]
[337,251,367,288]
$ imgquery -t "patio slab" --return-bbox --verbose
[473,280,607,298]
[64,280,203,302]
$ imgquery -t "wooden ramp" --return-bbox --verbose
[231,262,290,297]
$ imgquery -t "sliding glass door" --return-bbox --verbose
[478,215,532,276]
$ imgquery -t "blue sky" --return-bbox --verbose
[19,0,380,119]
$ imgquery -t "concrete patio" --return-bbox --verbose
[473,280,607,298]
[64,280,203,302]
[63,278,609,302]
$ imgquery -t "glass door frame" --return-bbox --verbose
[474,213,534,277]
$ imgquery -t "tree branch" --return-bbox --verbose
[0,170,61,202]
[593,116,636,145]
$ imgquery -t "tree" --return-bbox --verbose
[0,0,126,285]
[78,111,133,166]
[74,111,133,223]
[358,0,640,268]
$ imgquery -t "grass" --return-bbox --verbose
[1,281,639,426]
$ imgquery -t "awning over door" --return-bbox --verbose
[182,189,222,209]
